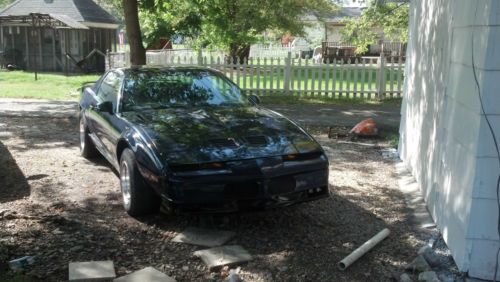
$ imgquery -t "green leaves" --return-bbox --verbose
[0,0,15,9]
[137,0,201,47]
[136,0,337,57]
[341,2,409,54]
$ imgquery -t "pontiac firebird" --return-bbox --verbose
[79,66,329,216]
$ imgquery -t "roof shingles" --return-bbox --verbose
[0,0,117,24]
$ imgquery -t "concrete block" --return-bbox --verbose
[400,273,413,282]
[451,28,472,66]
[442,99,480,154]
[467,198,499,240]
[405,255,431,273]
[475,0,500,26]
[69,261,116,281]
[482,26,500,71]
[468,239,500,280]
[451,0,476,27]
[473,157,500,199]
[445,63,479,114]
[114,267,176,282]
[172,227,235,247]
[480,71,500,115]
[417,246,441,267]
[226,272,243,282]
[477,115,500,158]
[418,271,439,282]
[193,245,252,270]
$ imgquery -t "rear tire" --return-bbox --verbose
[120,148,160,216]
[79,114,98,159]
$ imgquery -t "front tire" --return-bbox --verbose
[79,114,98,159]
[120,148,160,216]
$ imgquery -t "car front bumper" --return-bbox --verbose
[160,155,330,213]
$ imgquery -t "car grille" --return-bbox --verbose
[210,138,239,148]
[268,176,296,195]
[245,135,268,146]
[225,182,259,198]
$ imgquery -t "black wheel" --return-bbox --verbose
[79,114,98,159]
[120,148,160,216]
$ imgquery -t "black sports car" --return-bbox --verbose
[79,66,329,216]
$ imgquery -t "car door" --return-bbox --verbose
[87,71,123,166]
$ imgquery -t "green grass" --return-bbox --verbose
[0,71,100,100]
[388,133,400,147]
[259,95,402,105]
[227,68,404,95]
[0,70,403,105]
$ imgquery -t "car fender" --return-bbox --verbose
[118,128,165,188]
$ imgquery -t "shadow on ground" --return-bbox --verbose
[0,141,30,203]
[0,101,422,281]
[0,138,421,281]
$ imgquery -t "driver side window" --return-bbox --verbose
[97,71,122,109]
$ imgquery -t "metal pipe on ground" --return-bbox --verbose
[338,228,391,271]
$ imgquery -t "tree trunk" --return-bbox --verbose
[229,44,250,64]
[123,0,145,65]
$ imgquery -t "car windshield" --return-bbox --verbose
[122,69,250,111]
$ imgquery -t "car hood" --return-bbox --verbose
[122,106,322,164]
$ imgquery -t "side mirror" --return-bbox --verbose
[81,81,97,95]
[96,101,114,114]
[82,86,95,96]
[248,94,261,105]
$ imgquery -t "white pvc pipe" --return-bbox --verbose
[338,228,391,271]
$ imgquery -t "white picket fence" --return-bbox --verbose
[106,50,404,99]
[248,44,303,58]
[146,49,226,65]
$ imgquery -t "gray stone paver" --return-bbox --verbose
[113,267,176,282]
[69,261,116,281]
[172,227,235,247]
[194,245,252,270]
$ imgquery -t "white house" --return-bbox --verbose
[301,7,365,46]
[399,0,500,280]
[300,0,405,56]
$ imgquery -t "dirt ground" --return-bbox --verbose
[0,101,428,282]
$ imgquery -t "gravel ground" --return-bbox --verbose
[0,113,427,281]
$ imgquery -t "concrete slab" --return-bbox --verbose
[0,98,77,118]
[69,261,116,281]
[266,104,401,130]
[193,245,252,270]
[171,227,235,247]
[113,267,176,282]
[395,162,436,229]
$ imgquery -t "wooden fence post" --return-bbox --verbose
[377,53,386,99]
[284,51,292,95]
